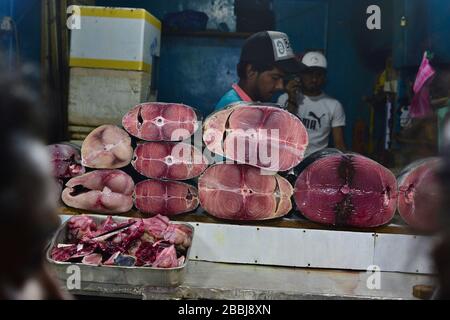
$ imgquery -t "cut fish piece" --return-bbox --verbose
[122,102,200,141]
[198,164,293,221]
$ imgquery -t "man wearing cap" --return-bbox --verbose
[278,51,347,157]
[215,31,304,110]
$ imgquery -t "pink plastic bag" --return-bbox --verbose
[410,53,436,119]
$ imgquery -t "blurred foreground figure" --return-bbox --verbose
[434,114,450,300]
[0,71,70,299]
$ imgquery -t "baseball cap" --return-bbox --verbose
[240,31,305,74]
[302,51,327,69]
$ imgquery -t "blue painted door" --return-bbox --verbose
[273,0,328,53]
[394,0,450,67]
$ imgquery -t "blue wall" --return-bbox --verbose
[274,0,328,53]
[0,0,41,69]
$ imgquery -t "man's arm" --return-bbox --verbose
[332,126,347,151]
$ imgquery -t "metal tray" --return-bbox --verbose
[46,214,194,287]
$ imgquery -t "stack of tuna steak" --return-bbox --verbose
[293,149,398,228]
[199,103,308,220]
[123,103,205,216]
[56,102,204,217]
[61,124,135,214]
[397,158,442,232]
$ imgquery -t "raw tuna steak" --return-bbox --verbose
[198,164,293,221]
[122,103,200,141]
[47,143,85,178]
[81,125,133,169]
[62,170,134,214]
[397,158,442,232]
[294,149,397,228]
[132,142,209,180]
[203,103,308,172]
[134,180,199,216]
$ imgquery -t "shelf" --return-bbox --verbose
[162,30,253,39]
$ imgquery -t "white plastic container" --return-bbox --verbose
[68,6,161,129]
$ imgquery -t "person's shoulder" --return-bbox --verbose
[218,88,239,103]
[321,93,343,109]
[215,89,241,110]
[320,93,337,102]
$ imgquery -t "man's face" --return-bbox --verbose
[254,67,285,102]
[300,68,326,94]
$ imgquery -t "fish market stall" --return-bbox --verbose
[45,98,439,300]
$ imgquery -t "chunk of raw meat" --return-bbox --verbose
[119,220,146,249]
[96,216,127,234]
[122,103,200,141]
[50,240,98,262]
[134,180,199,216]
[62,170,134,214]
[152,245,179,268]
[198,164,293,220]
[82,253,103,266]
[67,216,97,241]
[203,103,308,172]
[294,149,397,228]
[47,143,85,178]
[132,142,209,180]
[163,224,192,248]
[142,215,170,238]
[397,158,442,232]
[70,241,98,259]
[135,242,157,266]
[81,125,133,169]
[51,245,78,262]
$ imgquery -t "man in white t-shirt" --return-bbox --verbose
[278,51,347,157]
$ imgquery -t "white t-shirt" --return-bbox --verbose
[278,93,346,157]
